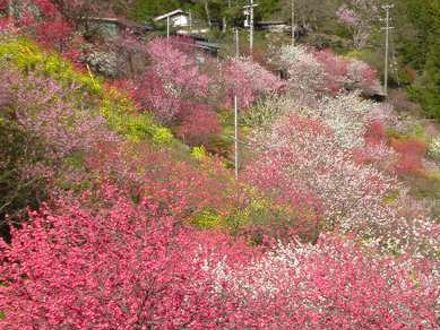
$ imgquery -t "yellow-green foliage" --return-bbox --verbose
[383,191,400,205]
[386,125,427,142]
[0,37,175,146]
[224,187,302,234]
[101,89,173,145]
[191,146,208,161]
[0,38,102,94]
[191,208,222,229]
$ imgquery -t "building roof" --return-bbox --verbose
[85,17,153,31]
[153,9,188,22]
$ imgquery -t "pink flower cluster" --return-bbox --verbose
[1,188,437,329]
[222,57,284,108]
[4,69,117,159]
[276,45,382,99]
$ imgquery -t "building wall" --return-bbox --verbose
[171,15,189,28]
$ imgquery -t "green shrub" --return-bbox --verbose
[191,146,208,161]
[0,118,48,240]
[191,208,222,229]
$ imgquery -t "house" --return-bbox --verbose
[256,21,289,33]
[153,9,190,28]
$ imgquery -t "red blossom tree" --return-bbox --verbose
[1,189,437,329]
[391,138,427,175]
[0,185,255,329]
[176,103,222,146]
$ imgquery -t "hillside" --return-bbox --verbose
[0,1,439,329]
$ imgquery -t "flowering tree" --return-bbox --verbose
[312,49,349,95]
[206,235,439,329]
[346,59,382,95]
[336,0,379,49]
[275,45,382,99]
[146,38,209,100]
[176,103,222,146]
[245,106,438,256]
[312,93,392,150]
[134,38,210,124]
[274,44,327,101]
[35,20,72,51]
[221,57,284,109]
[391,138,427,175]
[133,69,182,123]
[9,71,117,159]
[0,185,256,329]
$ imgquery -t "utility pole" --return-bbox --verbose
[235,27,240,58]
[291,0,295,45]
[234,28,240,179]
[189,10,192,34]
[382,4,394,96]
[166,15,170,39]
[249,0,254,54]
[243,1,257,56]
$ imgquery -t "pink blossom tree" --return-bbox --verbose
[9,72,117,159]
[134,38,211,125]
[221,57,284,109]
[336,0,379,49]
[312,48,349,95]
[175,103,222,146]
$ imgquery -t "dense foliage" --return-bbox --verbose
[0,1,439,329]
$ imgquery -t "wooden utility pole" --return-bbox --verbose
[382,4,394,96]
[235,27,240,58]
[249,0,255,54]
[243,1,257,55]
[234,28,240,179]
[189,10,192,34]
[291,0,295,45]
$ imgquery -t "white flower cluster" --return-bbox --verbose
[346,59,383,95]
[428,136,440,160]
[202,235,439,328]
[249,108,438,256]
[276,45,327,100]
